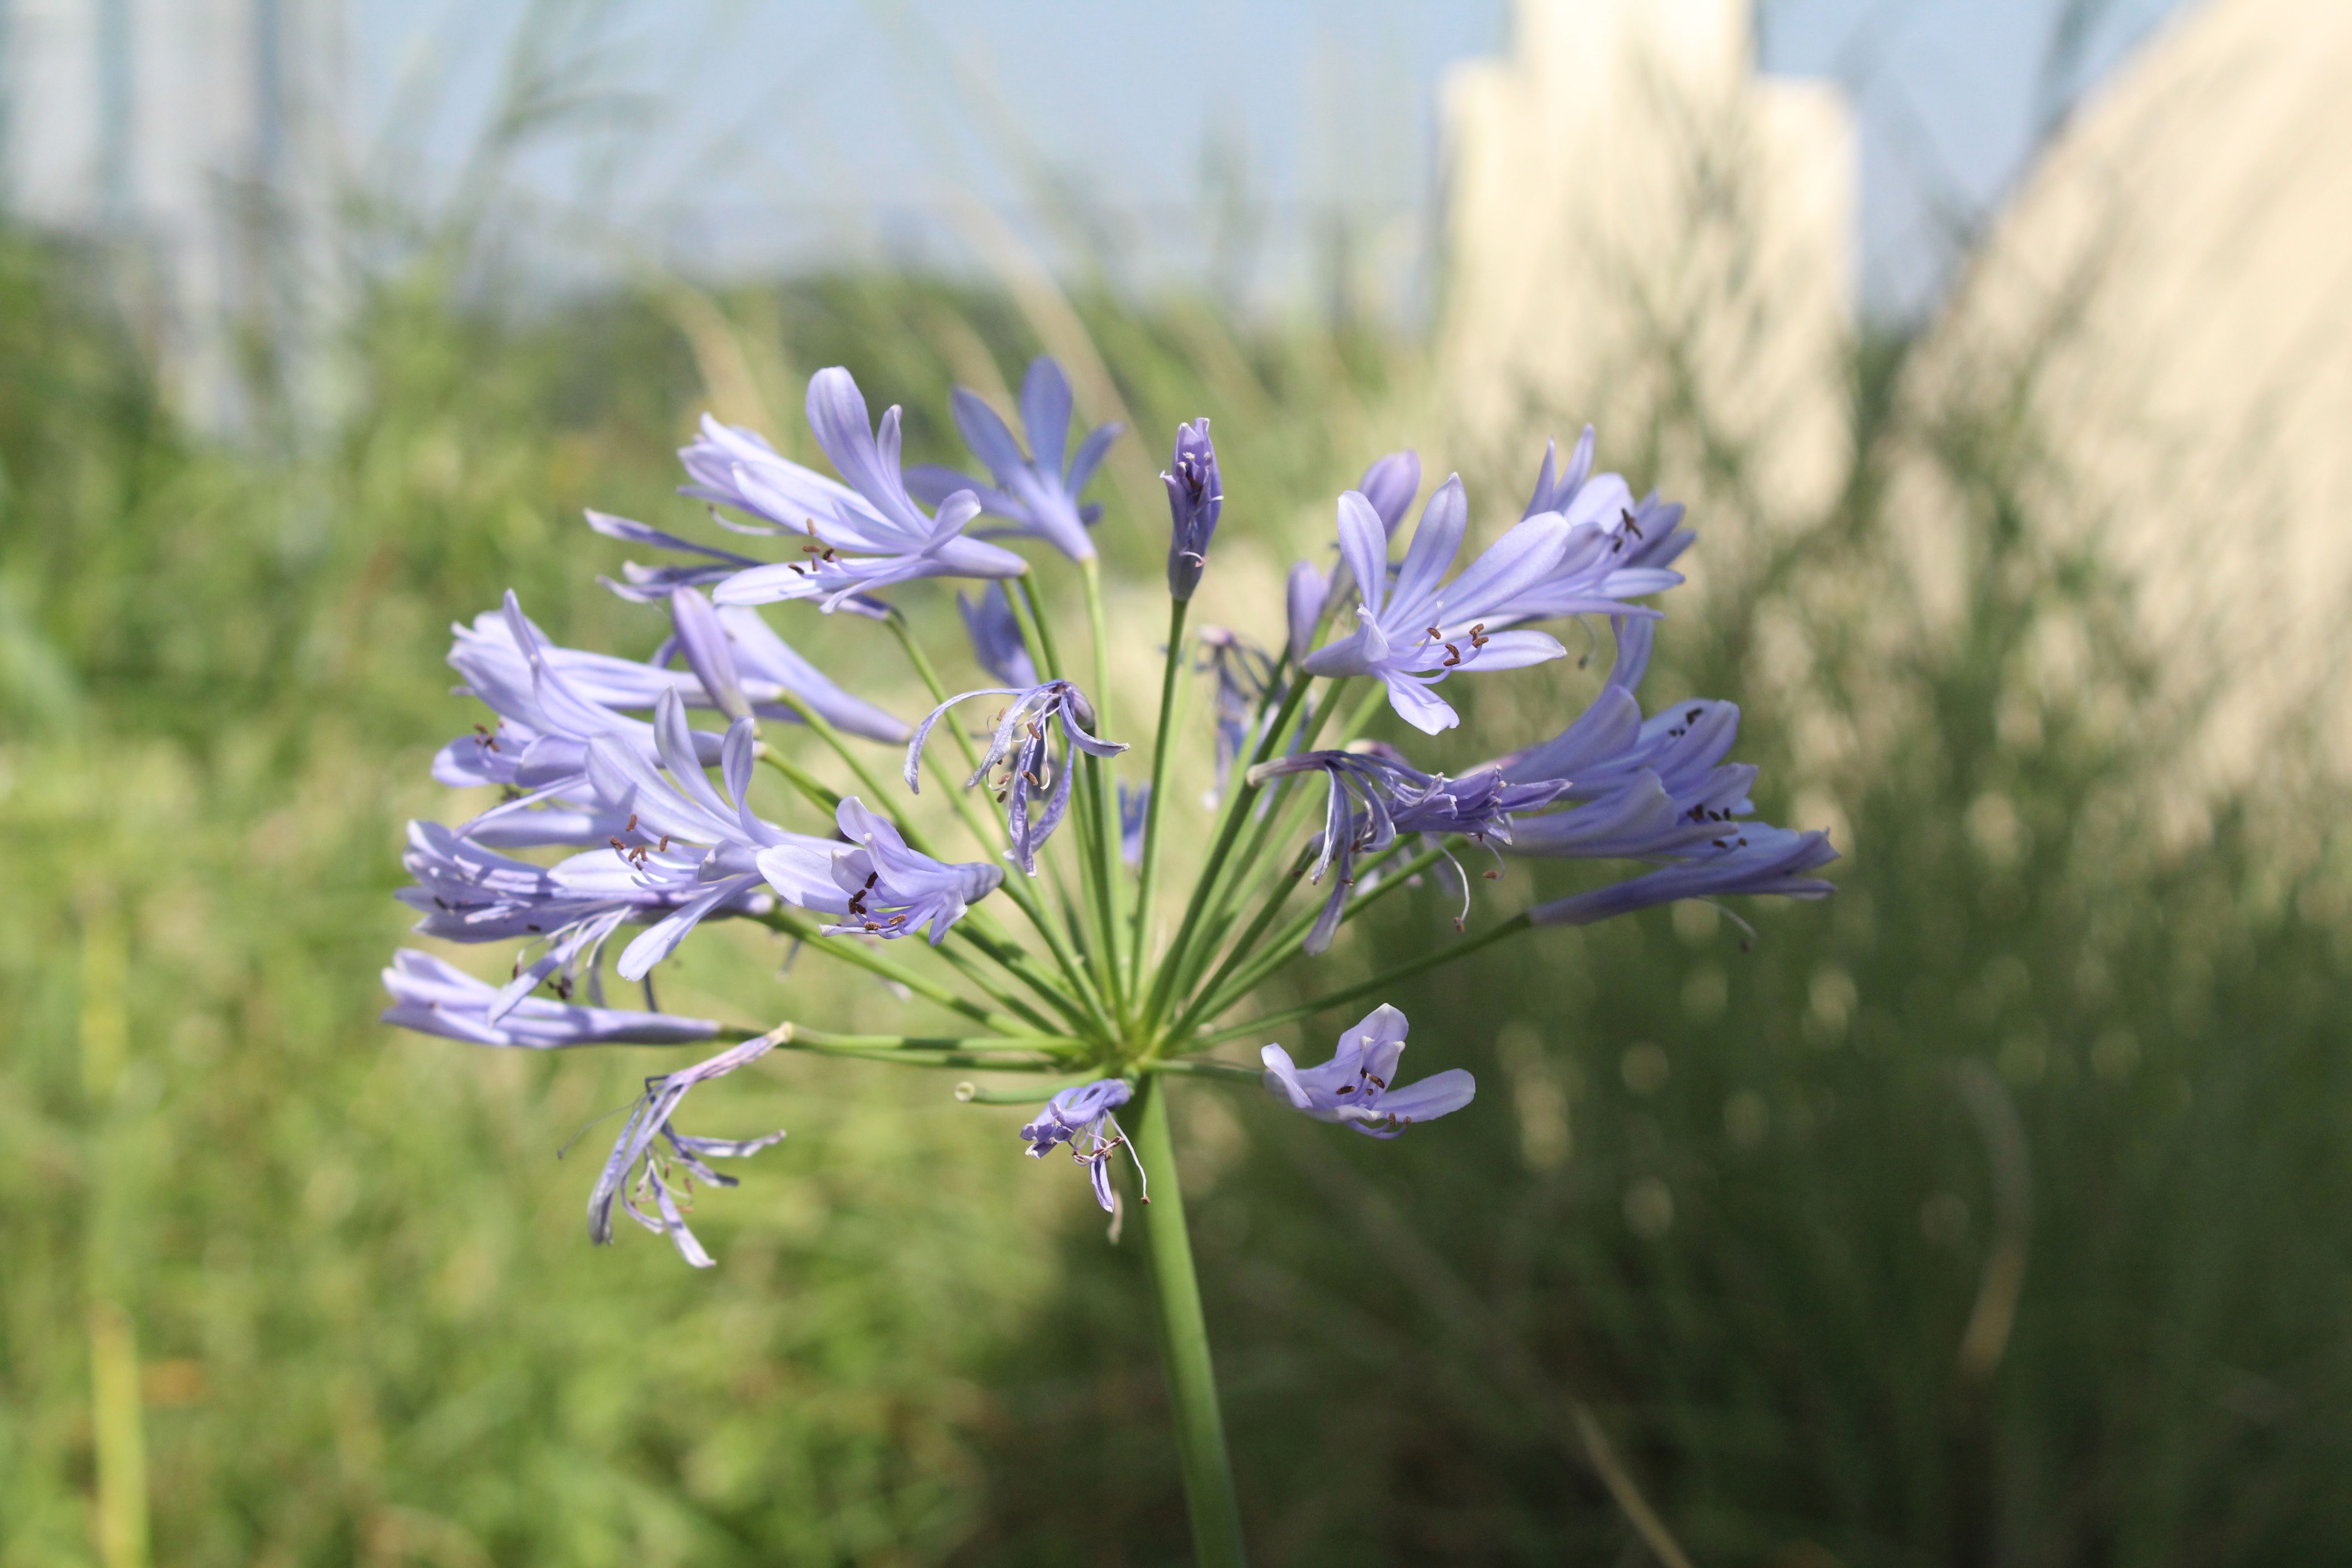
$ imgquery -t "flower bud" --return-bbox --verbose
[1161,419,1222,600]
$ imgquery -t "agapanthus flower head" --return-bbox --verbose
[1260,1004,1475,1138]
[904,679,1128,874]
[381,949,720,1049]
[665,371,1029,612]
[1019,1077,1147,1212]
[959,582,1039,688]
[1301,477,1579,734]
[906,357,1122,563]
[1195,627,1281,806]
[1162,418,1223,600]
[755,797,1004,944]
[589,1031,789,1268]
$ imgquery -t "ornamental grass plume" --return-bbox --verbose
[382,357,1835,1564]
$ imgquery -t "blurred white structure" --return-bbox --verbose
[1438,0,1856,528]
[0,0,348,433]
[1893,0,2352,788]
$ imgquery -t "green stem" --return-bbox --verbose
[1129,1078,1248,1567]
[758,751,1101,1036]
[841,620,1112,1034]
[769,689,936,854]
[1009,577,1124,1009]
[1142,1057,1262,1086]
[717,1023,1077,1070]
[757,746,842,813]
[1141,674,1315,1030]
[927,934,1066,1035]
[1175,846,1313,1033]
[756,909,1031,1036]
[1079,558,1131,1014]
[1198,911,1537,1046]
[1129,597,1190,993]
[1178,841,1448,1038]
[1164,677,1348,1009]
[886,609,1010,860]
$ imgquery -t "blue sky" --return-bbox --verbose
[356,0,2190,320]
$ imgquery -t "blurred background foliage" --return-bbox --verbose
[4,84,2352,1568]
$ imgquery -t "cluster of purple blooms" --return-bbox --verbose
[382,356,1833,1265]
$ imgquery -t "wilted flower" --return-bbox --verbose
[1250,746,1565,951]
[905,680,1128,874]
[1019,1078,1147,1211]
[959,583,1038,688]
[1162,419,1223,599]
[381,949,720,1049]
[1260,1004,1475,1137]
[589,1031,789,1268]
[906,358,1121,562]
[756,797,1004,944]
[683,371,1029,611]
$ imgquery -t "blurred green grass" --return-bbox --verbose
[2,210,2349,1568]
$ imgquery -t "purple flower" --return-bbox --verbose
[904,680,1129,875]
[1019,1078,1146,1212]
[1284,449,1420,657]
[958,583,1037,688]
[589,1032,789,1267]
[1494,428,1692,625]
[434,593,720,849]
[381,949,720,1049]
[1488,617,1767,859]
[1300,477,1578,734]
[395,818,774,1018]
[1161,419,1223,599]
[588,508,891,622]
[1260,1004,1475,1138]
[906,357,1122,563]
[1474,617,1838,921]
[578,693,843,979]
[1526,825,1839,927]
[1249,746,1565,952]
[684,372,1028,612]
[511,588,911,745]
[755,797,1004,944]
[1521,427,1695,573]
[1195,627,1281,806]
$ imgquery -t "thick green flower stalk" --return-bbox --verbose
[382,358,1837,1564]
